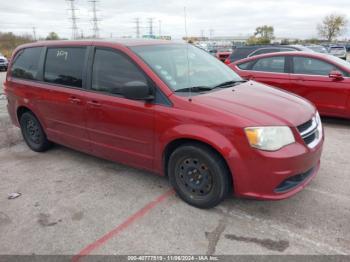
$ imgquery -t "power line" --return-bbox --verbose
[89,0,100,38]
[67,0,79,40]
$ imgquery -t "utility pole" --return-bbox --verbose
[134,18,141,38]
[32,26,37,41]
[158,20,162,37]
[200,29,204,39]
[89,0,100,38]
[148,18,154,36]
[209,29,214,40]
[67,0,79,40]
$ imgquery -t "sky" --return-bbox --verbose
[0,0,349,40]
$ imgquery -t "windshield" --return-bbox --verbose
[307,46,328,53]
[131,44,242,92]
[330,47,346,54]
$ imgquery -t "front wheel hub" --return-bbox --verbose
[177,158,213,196]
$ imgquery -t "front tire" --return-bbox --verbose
[168,143,231,208]
[20,112,52,152]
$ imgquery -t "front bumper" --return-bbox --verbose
[230,135,323,200]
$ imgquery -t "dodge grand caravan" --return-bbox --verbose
[4,40,324,208]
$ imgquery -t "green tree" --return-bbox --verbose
[317,14,348,41]
[247,25,275,45]
[254,25,275,40]
[46,32,60,40]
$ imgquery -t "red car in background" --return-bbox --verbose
[214,47,232,62]
[229,52,350,119]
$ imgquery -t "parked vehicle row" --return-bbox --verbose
[229,51,350,119]
[4,40,323,208]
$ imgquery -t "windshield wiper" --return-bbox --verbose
[214,80,247,88]
[175,86,213,92]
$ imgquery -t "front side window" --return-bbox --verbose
[251,56,285,73]
[237,61,252,70]
[91,49,147,94]
[131,44,242,92]
[293,57,340,76]
[44,47,86,88]
[11,47,43,80]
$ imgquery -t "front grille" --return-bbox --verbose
[297,119,313,133]
[274,168,314,193]
[297,115,322,148]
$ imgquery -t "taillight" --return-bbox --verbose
[224,58,231,65]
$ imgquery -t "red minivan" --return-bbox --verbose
[4,40,324,208]
[229,51,350,119]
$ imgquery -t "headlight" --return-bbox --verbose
[245,126,295,151]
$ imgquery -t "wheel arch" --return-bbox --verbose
[160,124,240,194]
[16,106,32,122]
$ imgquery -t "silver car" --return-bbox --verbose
[0,53,8,71]
[329,46,347,60]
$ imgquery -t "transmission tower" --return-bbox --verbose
[134,18,141,38]
[32,26,37,41]
[67,0,79,40]
[148,18,154,36]
[89,0,100,38]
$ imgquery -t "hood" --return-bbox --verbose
[195,81,315,127]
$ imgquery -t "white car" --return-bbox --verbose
[0,53,8,71]
[329,46,347,60]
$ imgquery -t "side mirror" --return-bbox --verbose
[329,70,344,80]
[122,81,154,101]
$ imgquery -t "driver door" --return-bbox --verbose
[85,47,155,171]
[289,56,350,116]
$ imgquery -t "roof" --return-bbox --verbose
[233,51,332,64]
[17,38,182,49]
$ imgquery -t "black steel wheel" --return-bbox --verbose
[168,143,231,208]
[20,112,52,152]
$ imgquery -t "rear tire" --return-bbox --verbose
[168,143,230,208]
[19,112,52,152]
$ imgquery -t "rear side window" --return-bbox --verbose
[91,48,147,95]
[229,47,256,61]
[11,47,43,80]
[293,57,340,76]
[251,48,294,57]
[44,47,86,88]
[251,56,285,73]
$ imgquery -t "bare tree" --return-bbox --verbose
[317,14,348,41]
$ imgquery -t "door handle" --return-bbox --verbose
[68,97,82,104]
[87,100,102,108]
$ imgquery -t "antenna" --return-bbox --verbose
[184,6,192,102]
[67,0,79,40]
[89,0,100,38]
